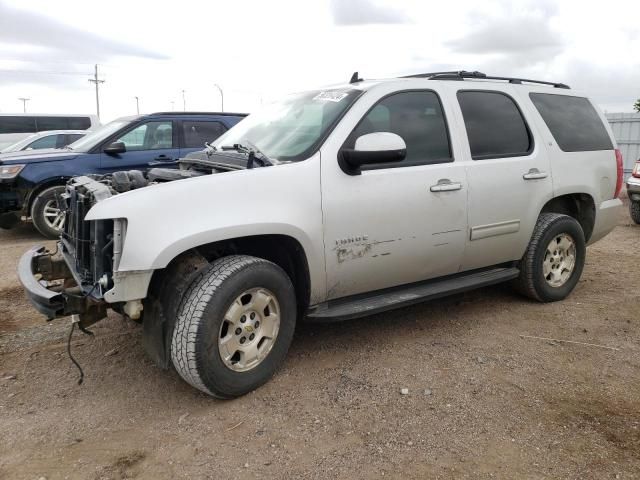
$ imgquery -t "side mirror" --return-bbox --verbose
[340,132,406,174]
[104,141,126,155]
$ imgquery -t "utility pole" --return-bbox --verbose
[182,90,186,111]
[134,96,140,115]
[214,84,224,112]
[18,97,30,113]
[88,64,105,119]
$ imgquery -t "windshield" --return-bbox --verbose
[66,119,132,152]
[212,88,362,162]
[1,133,41,153]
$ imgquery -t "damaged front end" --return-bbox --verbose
[17,176,121,329]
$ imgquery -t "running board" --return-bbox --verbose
[307,267,519,322]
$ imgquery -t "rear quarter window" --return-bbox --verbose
[529,93,613,152]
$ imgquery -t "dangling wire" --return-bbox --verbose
[66,322,85,385]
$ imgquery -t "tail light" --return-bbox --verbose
[632,160,640,178]
[614,149,623,198]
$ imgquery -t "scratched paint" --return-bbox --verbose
[334,238,402,263]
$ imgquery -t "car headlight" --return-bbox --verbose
[0,164,25,179]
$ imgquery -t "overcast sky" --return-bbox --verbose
[0,0,638,122]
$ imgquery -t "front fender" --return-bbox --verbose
[85,154,327,301]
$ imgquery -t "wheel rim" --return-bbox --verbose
[543,233,576,287]
[218,287,280,372]
[42,199,66,232]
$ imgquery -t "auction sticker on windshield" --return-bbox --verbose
[313,90,350,102]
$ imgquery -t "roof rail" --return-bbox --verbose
[402,70,570,89]
[149,111,248,117]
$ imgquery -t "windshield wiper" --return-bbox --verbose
[220,142,273,168]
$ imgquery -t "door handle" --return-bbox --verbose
[154,155,173,161]
[430,179,462,192]
[523,168,548,180]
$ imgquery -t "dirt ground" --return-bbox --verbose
[0,202,638,480]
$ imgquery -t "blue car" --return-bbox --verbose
[0,111,246,238]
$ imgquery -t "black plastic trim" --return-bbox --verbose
[17,246,64,319]
[306,266,520,322]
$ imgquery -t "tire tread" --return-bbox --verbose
[171,255,270,398]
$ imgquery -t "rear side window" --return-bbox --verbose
[529,93,613,152]
[346,90,452,168]
[67,117,91,130]
[36,117,68,131]
[182,121,227,148]
[0,117,37,134]
[64,134,84,146]
[457,91,532,160]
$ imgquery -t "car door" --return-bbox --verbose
[99,120,180,172]
[320,89,468,300]
[179,120,227,157]
[453,87,553,271]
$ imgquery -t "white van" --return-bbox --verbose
[0,113,100,150]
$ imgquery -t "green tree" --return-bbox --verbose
[635,98,640,112]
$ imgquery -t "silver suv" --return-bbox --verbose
[19,71,623,398]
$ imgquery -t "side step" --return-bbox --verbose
[306,267,519,322]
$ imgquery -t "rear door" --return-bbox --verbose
[99,119,180,172]
[453,87,553,270]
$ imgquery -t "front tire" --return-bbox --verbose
[31,186,66,239]
[515,213,586,302]
[630,200,640,225]
[171,255,297,398]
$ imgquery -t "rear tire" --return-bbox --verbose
[171,255,297,398]
[31,186,66,239]
[630,200,640,225]
[514,213,586,302]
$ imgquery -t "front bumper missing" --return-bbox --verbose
[17,245,106,323]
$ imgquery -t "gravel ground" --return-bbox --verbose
[0,203,638,480]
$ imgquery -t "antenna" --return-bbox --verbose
[350,72,362,84]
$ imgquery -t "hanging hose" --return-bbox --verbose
[66,322,84,385]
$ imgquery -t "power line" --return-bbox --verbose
[0,69,91,76]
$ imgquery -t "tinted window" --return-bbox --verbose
[457,91,532,159]
[26,135,59,150]
[0,117,37,134]
[346,91,452,167]
[529,93,612,152]
[64,134,84,146]
[67,117,91,130]
[115,121,173,151]
[36,117,68,131]
[182,121,226,148]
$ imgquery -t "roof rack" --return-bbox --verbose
[402,70,570,89]
[149,111,248,117]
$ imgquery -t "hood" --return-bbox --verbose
[0,148,79,164]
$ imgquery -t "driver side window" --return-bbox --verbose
[346,91,452,168]
[115,121,173,151]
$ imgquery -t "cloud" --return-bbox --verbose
[330,0,409,25]
[447,2,564,62]
[0,1,168,62]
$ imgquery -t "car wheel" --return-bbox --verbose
[515,213,586,302]
[171,255,297,398]
[31,186,66,239]
[630,200,640,225]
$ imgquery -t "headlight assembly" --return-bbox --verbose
[0,164,25,179]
